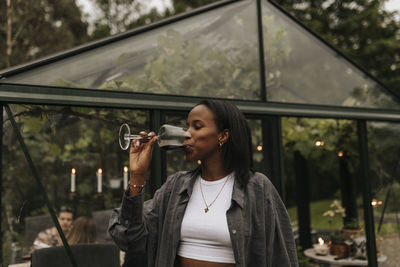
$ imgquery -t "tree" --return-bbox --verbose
[274,0,400,96]
[0,0,88,69]
[89,0,141,37]
[88,0,220,40]
[172,0,220,13]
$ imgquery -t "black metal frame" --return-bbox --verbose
[256,0,267,101]
[358,120,378,267]
[1,0,400,266]
[1,83,400,121]
[0,104,2,263]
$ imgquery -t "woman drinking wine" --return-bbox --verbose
[109,99,298,267]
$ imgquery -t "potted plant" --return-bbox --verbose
[341,218,362,240]
[323,199,351,257]
[329,230,349,257]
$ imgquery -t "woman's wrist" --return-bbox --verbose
[128,183,145,195]
[128,176,146,196]
[130,170,147,178]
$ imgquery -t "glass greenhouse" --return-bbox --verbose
[1,0,399,266]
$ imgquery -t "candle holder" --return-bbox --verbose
[313,237,329,256]
[109,177,122,189]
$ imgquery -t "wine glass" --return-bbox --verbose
[119,123,188,151]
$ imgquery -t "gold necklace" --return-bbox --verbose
[199,175,231,213]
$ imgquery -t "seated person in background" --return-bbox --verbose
[33,206,74,249]
[67,216,126,266]
[66,216,97,244]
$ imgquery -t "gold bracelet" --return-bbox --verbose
[129,184,145,189]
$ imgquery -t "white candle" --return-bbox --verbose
[97,168,103,193]
[123,166,128,189]
[71,168,76,193]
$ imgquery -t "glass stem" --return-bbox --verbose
[124,134,143,141]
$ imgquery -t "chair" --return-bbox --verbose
[91,209,114,243]
[31,243,120,267]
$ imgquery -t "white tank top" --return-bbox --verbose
[178,173,235,264]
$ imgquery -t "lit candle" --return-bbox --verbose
[97,168,103,193]
[123,166,128,189]
[313,237,329,255]
[71,168,76,193]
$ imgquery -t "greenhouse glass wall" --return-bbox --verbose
[1,0,400,266]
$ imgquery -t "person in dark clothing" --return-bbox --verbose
[109,99,298,267]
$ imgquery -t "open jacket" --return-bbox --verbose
[109,169,298,267]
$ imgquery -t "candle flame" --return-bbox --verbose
[98,168,102,174]
[124,166,128,172]
[318,237,324,245]
[71,168,76,174]
[257,145,263,151]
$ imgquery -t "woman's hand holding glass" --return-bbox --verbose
[119,123,188,196]
[128,131,157,196]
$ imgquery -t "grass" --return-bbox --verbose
[288,199,345,230]
[287,199,399,235]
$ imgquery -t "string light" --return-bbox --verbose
[371,198,383,207]
[315,141,325,147]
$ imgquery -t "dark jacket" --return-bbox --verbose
[109,170,298,267]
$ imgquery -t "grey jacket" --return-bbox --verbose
[109,169,298,267]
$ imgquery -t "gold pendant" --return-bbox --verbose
[204,207,209,213]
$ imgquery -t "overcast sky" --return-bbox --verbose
[76,0,173,21]
[385,0,400,11]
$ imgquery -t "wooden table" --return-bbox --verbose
[303,248,387,267]
[8,262,30,267]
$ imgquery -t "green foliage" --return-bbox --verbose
[89,0,141,35]
[296,246,313,267]
[288,199,350,230]
[3,105,149,255]
[0,0,223,70]
[344,217,361,230]
[55,2,286,100]
[89,0,219,38]
[367,122,400,217]
[275,0,400,97]
[0,0,88,69]
[330,229,347,244]
[109,26,261,99]
[282,117,359,204]
[172,0,219,14]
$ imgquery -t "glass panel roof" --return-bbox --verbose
[262,1,400,109]
[5,1,261,100]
